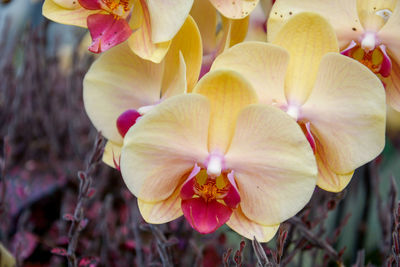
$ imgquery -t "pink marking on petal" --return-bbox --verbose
[78,0,102,10]
[180,164,201,200]
[112,148,121,171]
[223,171,240,209]
[87,14,132,53]
[304,122,316,153]
[378,44,392,78]
[116,109,141,137]
[340,40,357,56]
[181,198,232,234]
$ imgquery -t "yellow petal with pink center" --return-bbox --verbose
[227,207,279,242]
[357,0,397,31]
[162,15,202,93]
[209,0,259,19]
[138,186,183,223]
[193,70,258,153]
[42,0,98,28]
[225,104,317,225]
[268,0,363,49]
[271,12,338,105]
[83,43,164,144]
[301,53,386,174]
[120,94,210,202]
[147,0,194,43]
[103,140,122,169]
[128,0,171,63]
[190,0,218,54]
[211,42,288,105]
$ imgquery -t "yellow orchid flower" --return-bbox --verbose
[119,69,317,241]
[211,13,386,192]
[42,0,193,62]
[268,0,400,112]
[83,16,202,168]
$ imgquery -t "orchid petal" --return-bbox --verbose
[161,52,187,98]
[268,0,363,49]
[128,0,171,63]
[271,12,338,105]
[78,0,101,10]
[193,70,258,153]
[182,198,232,234]
[103,140,122,169]
[138,186,183,224]
[87,14,132,53]
[314,138,354,192]
[147,0,194,43]
[209,0,259,19]
[227,207,279,242]
[378,3,400,64]
[211,42,288,105]
[83,43,164,144]
[190,0,217,54]
[120,94,210,201]
[42,0,96,28]
[301,53,386,174]
[162,15,202,93]
[383,54,400,111]
[225,104,317,225]
[357,0,397,31]
[221,16,250,49]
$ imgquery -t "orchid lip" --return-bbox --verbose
[376,9,392,23]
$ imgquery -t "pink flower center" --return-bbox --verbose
[180,164,240,234]
[341,40,392,78]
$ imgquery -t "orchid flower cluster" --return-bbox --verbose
[42,0,396,242]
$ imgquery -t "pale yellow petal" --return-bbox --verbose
[193,70,258,153]
[378,3,400,64]
[357,0,397,31]
[128,0,171,63]
[83,43,164,144]
[147,0,194,43]
[221,16,250,48]
[227,207,279,242]
[209,0,259,19]
[161,52,187,98]
[301,53,386,174]
[268,0,363,48]
[314,137,354,192]
[271,12,339,105]
[163,15,202,93]
[383,55,400,111]
[225,104,317,225]
[42,0,96,28]
[211,42,288,105]
[190,0,218,53]
[120,94,210,201]
[138,186,183,224]
[0,243,15,267]
[102,141,122,169]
